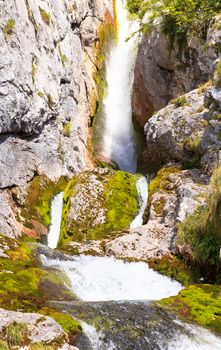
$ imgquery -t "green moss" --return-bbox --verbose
[148,166,181,201]
[148,255,199,286]
[217,130,221,141]
[39,308,82,335]
[171,96,187,108]
[59,170,139,247]
[3,19,15,35]
[159,284,221,334]
[21,175,68,229]
[63,122,72,137]
[183,133,201,169]
[39,7,51,25]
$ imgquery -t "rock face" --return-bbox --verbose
[105,167,210,260]
[0,0,113,237]
[132,19,221,127]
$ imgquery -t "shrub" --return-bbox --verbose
[4,322,28,347]
[213,60,221,89]
[3,19,15,35]
[127,0,221,50]
[178,165,221,267]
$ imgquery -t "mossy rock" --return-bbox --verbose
[159,284,221,334]
[59,169,139,248]
[148,166,181,201]
[20,175,68,231]
[148,255,199,287]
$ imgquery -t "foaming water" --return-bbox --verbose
[41,255,182,301]
[47,192,64,249]
[102,0,139,172]
[81,321,116,350]
[130,176,148,228]
[163,321,221,350]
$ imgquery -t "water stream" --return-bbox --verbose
[47,192,64,249]
[130,175,148,228]
[102,0,139,173]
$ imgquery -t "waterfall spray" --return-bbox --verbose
[47,192,64,249]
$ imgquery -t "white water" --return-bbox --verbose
[102,0,139,173]
[163,320,221,350]
[81,322,116,350]
[41,255,182,301]
[47,192,64,249]
[130,176,148,228]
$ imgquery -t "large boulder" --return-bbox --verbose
[59,168,140,249]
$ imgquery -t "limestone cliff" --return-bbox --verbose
[0,0,114,237]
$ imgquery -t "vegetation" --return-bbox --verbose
[127,0,221,50]
[171,96,187,108]
[160,284,221,334]
[63,122,72,137]
[183,133,201,169]
[39,7,51,25]
[148,166,181,200]
[3,19,15,35]
[4,322,28,347]
[178,165,221,268]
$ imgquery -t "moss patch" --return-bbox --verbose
[59,169,139,247]
[159,284,221,334]
[21,175,68,230]
[148,166,181,201]
[148,255,199,287]
[3,19,16,35]
[39,308,82,334]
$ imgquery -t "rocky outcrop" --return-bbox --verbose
[132,17,221,127]
[0,308,79,349]
[104,167,210,259]
[0,0,114,237]
[59,168,139,249]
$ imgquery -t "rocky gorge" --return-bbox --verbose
[1,0,221,349]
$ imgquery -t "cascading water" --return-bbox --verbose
[47,192,64,249]
[102,0,139,173]
[41,255,182,301]
[130,175,148,228]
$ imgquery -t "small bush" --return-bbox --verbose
[4,322,28,347]
[3,19,15,35]
[178,165,221,267]
[39,7,51,25]
[0,340,9,350]
[171,96,187,108]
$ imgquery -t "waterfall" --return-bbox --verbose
[47,192,64,249]
[41,255,182,301]
[102,0,139,173]
[130,176,148,228]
